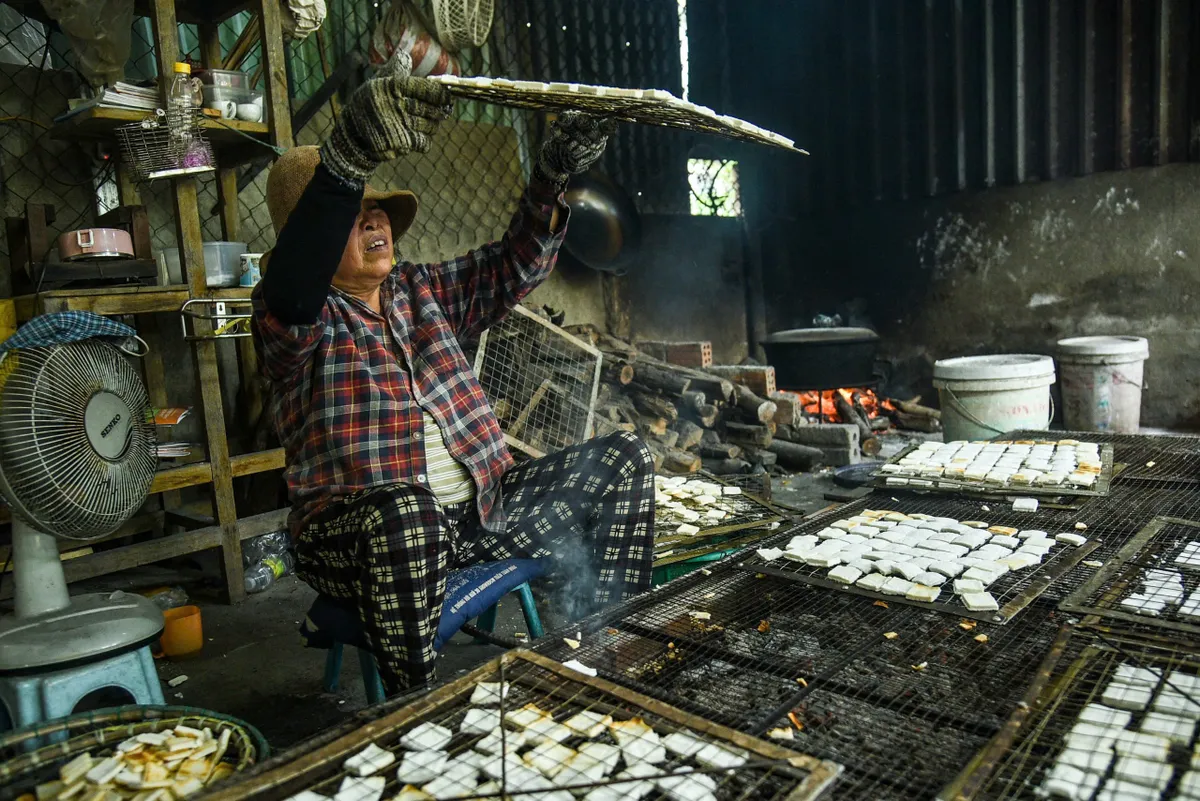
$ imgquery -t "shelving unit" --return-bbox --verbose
[7,0,296,603]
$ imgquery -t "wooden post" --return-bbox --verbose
[136,314,182,514]
[257,0,295,149]
[149,0,246,603]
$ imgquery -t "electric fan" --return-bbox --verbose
[0,339,164,671]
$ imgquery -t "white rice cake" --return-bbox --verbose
[953,578,985,595]
[1102,682,1154,711]
[1111,755,1173,789]
[1113,664,1162,688]
[1056,533,1088,546]
[396,750,449,785]
[893,562,927,582]
[998,553,1042,571]
[929,561,966,578]
[460,707,503,735]
[1113,730,1171,761]
[1169,671,1200,694]
[337,775,387,801]
[961,591,999,612]
[906,584,941,603]
[399,722,454,751]
[470,682,511,705]
[1040,763,1101,800]
[563,710,613,739]
[475,727,528,755]
[881,577,915,596]
[1078,703,1132,728]
[913,572,947,586]
[1140,711,1196,743]
[1153,690,1200,719]
[1055,747,1113,774]
[1095,780,1161,801]
[1176,770,1200,800]
[856,573,887,591]
[962,567,1002,587]
[827,564,864,584]
[804,552,843,568]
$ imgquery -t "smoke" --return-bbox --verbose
[545,502,602,624]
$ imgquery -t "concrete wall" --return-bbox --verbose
[624,214,750,365]
[762,163,1200,428]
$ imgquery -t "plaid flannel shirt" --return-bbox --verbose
[253,178,568,534]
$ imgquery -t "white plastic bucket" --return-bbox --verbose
[933,354,1057,441]
[1057,336,1149,434]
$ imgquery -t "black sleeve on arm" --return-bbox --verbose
[260,162,364,324]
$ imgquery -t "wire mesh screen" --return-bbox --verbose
[970,631,1200,801]
[1,0,737,297]
[473,304,601,456]
[203,650,843,801]
[1061,516,1200,640]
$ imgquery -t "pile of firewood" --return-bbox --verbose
[565,328,826,476]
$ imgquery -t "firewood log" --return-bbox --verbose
[834,393,872,440]
[895,397,942,419]
[673,419,704,450]
[650,444,702,474]
[653,429,680,449]
[732,383,777,425]
[633,392,679,423]
[699,442,742,459]
[766,440,824,469]
[725,422,773,448]
[594,416,636,437]
[639,416,669,437]
[602,360,635,386]
[702,457,751,475]
[741,446,778,467]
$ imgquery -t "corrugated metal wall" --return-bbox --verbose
[714,0,1197,216]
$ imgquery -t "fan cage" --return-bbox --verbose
[0,341,157,541]
[432,0,495,51]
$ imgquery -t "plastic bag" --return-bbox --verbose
[38,0,135,87]
[369,0,461,77]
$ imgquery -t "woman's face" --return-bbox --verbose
[332,199,393,293]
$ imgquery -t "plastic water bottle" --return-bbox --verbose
[244,562,275,594]
[166,61,196,154]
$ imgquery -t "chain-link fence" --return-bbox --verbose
[0,0,743,296]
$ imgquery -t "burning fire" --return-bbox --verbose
[778,388,896,423]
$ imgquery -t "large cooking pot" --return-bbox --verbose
[562,170,642,274]
[761,327,881,390]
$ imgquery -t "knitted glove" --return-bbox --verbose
[534,111,617,189]
[320,49,453,185]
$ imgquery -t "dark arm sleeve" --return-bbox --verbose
[259,162,364,324]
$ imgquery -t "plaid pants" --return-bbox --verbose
[295,431,655,695]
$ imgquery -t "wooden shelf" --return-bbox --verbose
[51,106,270,151]
[150,448,285,494]
[15,284,253,321]
[0,509,288,601]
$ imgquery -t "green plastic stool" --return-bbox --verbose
[322,582,545,706]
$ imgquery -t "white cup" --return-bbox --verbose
[235,103,262,122]
[205,100,236,119]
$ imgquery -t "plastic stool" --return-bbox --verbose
[0,646,164,731]
[322,581,545,706]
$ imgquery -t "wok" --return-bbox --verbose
[562,170,642,274]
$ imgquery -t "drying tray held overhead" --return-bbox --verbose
[427,75,806,152]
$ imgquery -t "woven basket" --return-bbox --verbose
[0,705,268,800]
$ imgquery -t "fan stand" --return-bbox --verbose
[0,518,164,672]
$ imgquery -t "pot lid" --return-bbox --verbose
[1057,335,1149,359]
[933,353,1056,381]
[761,327,880,344]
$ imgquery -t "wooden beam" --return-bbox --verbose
[924,0,937,195]
[868,0,883,200]
[148,449,285,495]
[1155,0,1188,164]
[231,448,286,476]
[952,0,966,191]
[0,510,288,601]
[1046,0,1062,179]
[1118,0,1135,169]
[1081,0,1098,174]
[1014,0,1029,182]
[984,0,997,185]
[896,0,910,199]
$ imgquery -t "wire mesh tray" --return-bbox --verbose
[654,473,786,564]
[1007,429,1200,489]
[958,631,1200,801]
[201,650,843,801]
[735,500,1101,624]
[1060,516,1200,639]
[533,568,1072,801]
[429,75,805,152]
[871,441,1116,499]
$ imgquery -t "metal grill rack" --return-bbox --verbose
[535,567,1070,801]
[733,499,1100,623]
[653,474,785,566]
[473,305,603,459]
[872,441,1116,499]
[203,650,842,801]
[1008,430,1200,489]
[968,632,1200,801]
[1060,516,1200,640]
